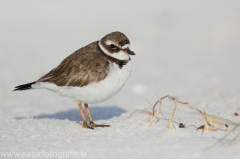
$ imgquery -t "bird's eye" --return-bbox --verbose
[110,44,117,49]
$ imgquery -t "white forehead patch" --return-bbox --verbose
[121,44,130,49]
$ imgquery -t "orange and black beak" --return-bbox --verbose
[124,48,136,55]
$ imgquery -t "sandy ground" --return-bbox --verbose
[1,1,240,159]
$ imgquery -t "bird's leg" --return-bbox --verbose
[84,103,110,127]
[77,101,93,129]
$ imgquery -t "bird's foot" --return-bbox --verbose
[89,121,110,128]
[82,121,94,129]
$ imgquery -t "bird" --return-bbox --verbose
[14,31,135,129]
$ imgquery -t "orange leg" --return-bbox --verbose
[77,101,93,129]
[84,103,110,128]
[84,103,93,122]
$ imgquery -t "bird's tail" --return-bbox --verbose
[13,81,36,91]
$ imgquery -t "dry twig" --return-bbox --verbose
[147,95,231,133]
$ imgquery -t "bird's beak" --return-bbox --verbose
[124,48,136,55]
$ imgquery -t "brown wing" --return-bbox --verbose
[37,51,109,87]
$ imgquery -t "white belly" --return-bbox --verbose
[32,62,132,104]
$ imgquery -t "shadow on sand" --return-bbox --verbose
[16,106,126,122]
